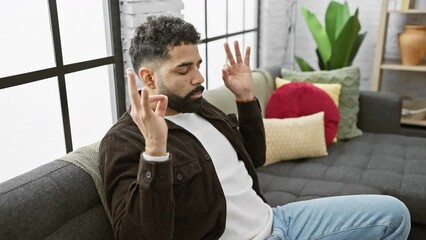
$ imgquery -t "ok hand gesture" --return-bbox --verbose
[127,69,168,157]
[222,41,254,101]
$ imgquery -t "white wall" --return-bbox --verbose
[260,0,426,100]
[259,0,295,68]
[118,0,425,100]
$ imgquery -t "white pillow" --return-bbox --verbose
[264,112,328,165]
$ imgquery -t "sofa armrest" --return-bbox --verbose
[357,91,402,134]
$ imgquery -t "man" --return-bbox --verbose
[99,16,410,240]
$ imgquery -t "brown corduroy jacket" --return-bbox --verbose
[99,99,266,240]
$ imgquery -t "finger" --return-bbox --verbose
[224,42,236,65]
[127,69,140,108]
[141,88,151,117]
[155,95,168,117]
[222,63,230,71]
[222,64,230,81]
[234,41,243,64]
[222,68,229,82]
[149,95,167,103]
[244,46,251,67]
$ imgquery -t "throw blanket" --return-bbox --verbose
[59,141,112,225]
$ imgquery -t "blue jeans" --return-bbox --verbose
[267,195,410,240]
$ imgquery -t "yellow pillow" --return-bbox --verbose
[275,77,342,107]
[263,112,328,166]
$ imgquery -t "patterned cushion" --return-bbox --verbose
[263,112,327,165]
[281,67,362,140]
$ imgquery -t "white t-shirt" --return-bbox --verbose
[166,113,272,240]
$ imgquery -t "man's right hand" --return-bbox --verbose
[127,69,169,157]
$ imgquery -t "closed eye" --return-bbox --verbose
[177,68,189,75]
[175,59,202,74]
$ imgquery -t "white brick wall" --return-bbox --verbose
[119,0,184,105]
[120,0,184,72]
[260,0,426,100]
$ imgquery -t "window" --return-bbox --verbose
[0,0,125,183]
[182,0,260,89]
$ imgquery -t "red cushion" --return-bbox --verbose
[266,82,340,147]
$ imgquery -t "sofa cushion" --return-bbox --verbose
[276,77,342,107]
[257,133,426,225]
[0,160,113,240]
[266,82,340,147]
[60,141,111,223]
[281,66,362,140]
[263,112,328,165]
[203,69,275,117]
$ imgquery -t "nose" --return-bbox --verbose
[191,68,205,85]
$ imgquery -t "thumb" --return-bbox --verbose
[222,64,230,81]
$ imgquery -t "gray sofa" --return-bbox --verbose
[1,67,425,239]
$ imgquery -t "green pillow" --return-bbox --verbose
[281,66,362,140]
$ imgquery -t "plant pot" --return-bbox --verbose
[398,25,426,66]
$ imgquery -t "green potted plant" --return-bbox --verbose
[295,1,367,71]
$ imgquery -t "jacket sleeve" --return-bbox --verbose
[236,99,266,168]
[99,133,174,240]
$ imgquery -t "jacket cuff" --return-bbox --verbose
[236,98,262,119]
[137,153,173,189]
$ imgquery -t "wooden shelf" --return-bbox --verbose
[401,99,426,127]
[381,59,426,72]
[372,0,426,91]
[388,9,426,14]
[401,117,426,127]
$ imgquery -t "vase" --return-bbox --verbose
[398,25,426,66]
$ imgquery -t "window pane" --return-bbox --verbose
[183,0,206,39]
[244,32,258,67]
[66,65,114,149]
[198,43,207,88]
[207,40,227,90]
[207,0,226,38]
[0,78,66,183]
[245,0,258,30]
[0,0,55,78]
[228,35,244,48]
[228,0,244,33]
[57,0,111,64]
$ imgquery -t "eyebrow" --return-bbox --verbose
[175,59,203,68]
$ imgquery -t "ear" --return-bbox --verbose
[139,67,156,89]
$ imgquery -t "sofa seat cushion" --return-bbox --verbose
[257,133,426,225]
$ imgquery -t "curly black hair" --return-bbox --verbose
[129,16,200,73]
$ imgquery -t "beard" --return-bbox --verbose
[157,81,205,113]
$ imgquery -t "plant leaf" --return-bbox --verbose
[295,56,315,72]
[325,1,351,45]
[301,7,332,68]
[316,49,326,70]
[348,32,367,65]
[330,9,361,69]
